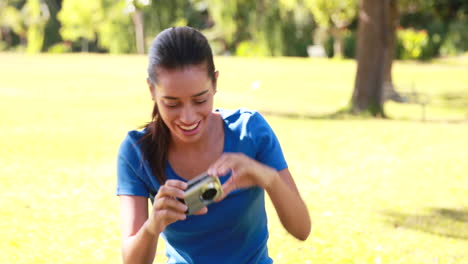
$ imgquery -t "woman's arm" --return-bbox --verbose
[119,180,191,264]
[120,195,159,264]
[208,153,311,241]
[264,168,311,241]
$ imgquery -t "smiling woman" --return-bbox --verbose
[116,26,311,264]
[151,66,217,144]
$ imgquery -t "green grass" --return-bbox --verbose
[0,53,467,263]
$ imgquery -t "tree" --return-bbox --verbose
[24,0,50,53]
[207,0,288,56]
[0,1,25,47]
[382,0,405,102]
[304,0,357,58]
[351,0,391,116]
[98,0,136,54]
[58,0,104,52]
[0,0,35,49]
[124,0,150,54]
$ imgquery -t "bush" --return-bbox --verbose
[421,22,445,60]
[322,29,356,59]
[343,29,356,59]
[439,21,468,56]
[397,27,429,60]
[235,40,269,57]
[47,42,72,54]
[0,41,7,51]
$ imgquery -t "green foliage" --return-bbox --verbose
[207,0,238,46]
[304,0,357,29]
[147,0,196,34]
[58,0,104,43]
[0,41,7,51]
[397,28,429,60]
[42,0,63,52]
[235,40,268,57]
[420,21,446,60]
[0,0,466,58]
[342,29,356,58]
[98,0,136,54]
[0,3,25,36]
[304,0,357,57]
[208,0,308,56]
[47,42,71,53]
[439,21,468,56]
[57,0,138,53]
[24,0,49,53]
[280,10,314,57]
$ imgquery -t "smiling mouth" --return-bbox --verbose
[178,121,200,131]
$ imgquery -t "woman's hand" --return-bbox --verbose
[145,180,187,235]
[208,153,311,240]
[207,153,278,197]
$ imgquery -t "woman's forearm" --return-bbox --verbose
[266,171,311,241]
[122,220,160,264]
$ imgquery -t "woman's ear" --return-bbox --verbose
[213,71,219,93]
[147,78,156,101]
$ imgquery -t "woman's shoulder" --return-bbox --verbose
[216,108,272,142]
[216,107,263,126]
[118,128,147,158]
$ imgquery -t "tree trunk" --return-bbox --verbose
[332,27,344,58]
[132,10,145,54]
[351,0,391,117]
[1,27,13,46]
[383,0,405,102]
[81,38,88,52]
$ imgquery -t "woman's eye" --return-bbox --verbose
[194,99,207,104]
[164,102,179,108]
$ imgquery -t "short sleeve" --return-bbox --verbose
[116,137,150,197]
[248,112,288,171]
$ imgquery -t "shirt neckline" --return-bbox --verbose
[166,110,230,182]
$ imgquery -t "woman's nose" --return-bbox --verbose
[179,105,196,124]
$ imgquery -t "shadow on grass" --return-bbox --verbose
[383,208,468,240]
[438,91,468,108]
[259,109,468,123]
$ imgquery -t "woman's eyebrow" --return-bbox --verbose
[161,89,209,100]
[191,90,209,97]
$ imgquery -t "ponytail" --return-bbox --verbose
[139,103,170,185]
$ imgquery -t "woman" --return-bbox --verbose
[117,26,310,264]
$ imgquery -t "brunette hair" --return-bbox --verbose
[139,26,216,184]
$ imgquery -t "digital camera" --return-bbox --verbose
[180,172,223,215]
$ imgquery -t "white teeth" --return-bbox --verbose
[179,122,199,131]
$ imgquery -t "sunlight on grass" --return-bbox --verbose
[0,53,467,263]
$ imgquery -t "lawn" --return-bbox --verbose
[0,53,467,263]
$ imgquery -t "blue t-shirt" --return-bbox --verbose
[117,108,288,264]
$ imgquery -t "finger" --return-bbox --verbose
[154,197,188,213]
[214,191,228,202]
[221,180,237,198]
[155,209,186,222]
[208,154,240,176]
[164,179,188,190]
[192,207,208,215]
[156,185,185,199]
[207,153,233,175]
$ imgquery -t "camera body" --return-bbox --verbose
[181,172,223,215]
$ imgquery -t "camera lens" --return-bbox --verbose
[201,188,217,201]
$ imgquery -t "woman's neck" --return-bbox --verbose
[170,112,222,153]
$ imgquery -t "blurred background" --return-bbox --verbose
[1,0,467,58]
[1,1,467,264]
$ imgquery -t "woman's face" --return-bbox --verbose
[150,65,217,144]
